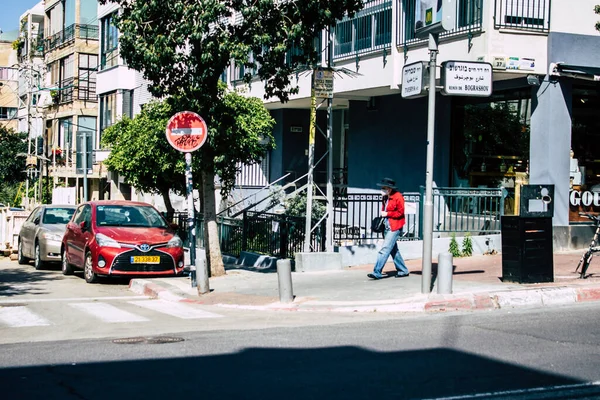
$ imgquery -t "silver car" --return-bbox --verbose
[18,205,77,270]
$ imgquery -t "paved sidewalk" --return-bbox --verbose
[129,251,600,313]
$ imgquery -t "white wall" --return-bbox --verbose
[551,0,599,35]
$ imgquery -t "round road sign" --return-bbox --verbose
[165,111,208,153]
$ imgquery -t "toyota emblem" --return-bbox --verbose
[140,244,150,252]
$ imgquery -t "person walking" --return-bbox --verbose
[368,177,410,280]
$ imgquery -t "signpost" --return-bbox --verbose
[166,111,209,293]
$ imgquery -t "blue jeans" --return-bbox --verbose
[372,222,408,277]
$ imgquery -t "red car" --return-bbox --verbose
[61,200,185,283]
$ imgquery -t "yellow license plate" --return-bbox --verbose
[130,256,160,264]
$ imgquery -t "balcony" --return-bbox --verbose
[45,24,99,53]
[50,148,107,179]
[398,0,484,46]
[334,0,393,60]
[494,0,551,32]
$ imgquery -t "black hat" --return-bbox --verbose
[376,177,396,189]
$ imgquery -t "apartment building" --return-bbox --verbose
[43,0,103,202]
[0,41,18,133]
[235,0,600,249]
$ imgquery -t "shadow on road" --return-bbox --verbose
[0,345,588,399]
[0,266,64,297]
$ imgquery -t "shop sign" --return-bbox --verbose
[401,61,428,99]
[570,190,600,207]
[506,57,536,71]
[441,61,493,97]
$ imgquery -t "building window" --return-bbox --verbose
[0,107,17,120]
[0,67,17,80]
[101,13,119,70]
[99,92,117,140]
[58,55,74,103]
[78,54,98,101]
[58,117,73,154]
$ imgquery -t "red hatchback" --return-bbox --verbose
[62,200,185,283]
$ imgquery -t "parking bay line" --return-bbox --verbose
[0,296,150,305]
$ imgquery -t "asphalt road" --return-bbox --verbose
[2,303,600,399]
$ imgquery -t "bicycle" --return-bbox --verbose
[575,212,600,279]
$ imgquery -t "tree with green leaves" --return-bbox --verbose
[0,127,27,206]
[98,0,362,278]
[101,100,186,214]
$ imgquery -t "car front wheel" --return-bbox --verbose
[34,243,44,270]
[61,250,73,275]
[84,251,98,284]
[17,240,28,265]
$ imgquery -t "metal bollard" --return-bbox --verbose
[437,252,453,294]
[276,259,294,303]
[196,252,210,295]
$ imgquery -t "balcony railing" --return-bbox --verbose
[397,0,483,46]
[494,0,551,32]
[333,0,393,60]
[45,24,99,53]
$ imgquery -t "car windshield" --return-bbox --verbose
[96,205,168,228]
[42,208,76,225]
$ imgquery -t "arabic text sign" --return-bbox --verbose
[441,61,493,97]
[402,61,428,99]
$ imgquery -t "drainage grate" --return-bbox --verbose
[112,336,184,345]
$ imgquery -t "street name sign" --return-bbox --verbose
[165,111,208,152]
[402,61,428,99]
[441,61,493,97]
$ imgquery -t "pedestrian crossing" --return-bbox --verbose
[0,299,223,328]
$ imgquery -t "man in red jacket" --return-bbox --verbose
[368,178,409,280]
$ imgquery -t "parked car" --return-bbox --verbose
[61,200,185,283]
[18,205,77,270]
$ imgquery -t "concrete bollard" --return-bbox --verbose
[196,253,210,295]
[276,259,294,303]
[437,252,453,294]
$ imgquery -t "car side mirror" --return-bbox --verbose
[169,223,179,230]
[79,221,88,231]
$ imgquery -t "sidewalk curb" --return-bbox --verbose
[128,278,600,314]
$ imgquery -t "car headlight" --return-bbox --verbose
[41,232,63,241]
[167,235,183,248]
[95,233,121,248]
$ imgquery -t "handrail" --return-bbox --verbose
[218,173,291,216]
[224,172,311,218]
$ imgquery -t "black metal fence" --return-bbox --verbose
[164,186,503,258]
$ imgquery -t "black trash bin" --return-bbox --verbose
[501,185,554,283]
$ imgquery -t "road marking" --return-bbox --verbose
[129,300,223,319]
[70,302,149,323]
[420,381,600,399]
[0,296,149,305]
[0,306,51,327]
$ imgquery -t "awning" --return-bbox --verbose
[550,63,600,81]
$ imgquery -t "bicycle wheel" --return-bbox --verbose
[580,252,593,279]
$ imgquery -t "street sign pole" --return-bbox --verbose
[185,152,197,288]
[421,32,439,294]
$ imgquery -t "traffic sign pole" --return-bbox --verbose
[185,153,197,288]
[165,111,209,292]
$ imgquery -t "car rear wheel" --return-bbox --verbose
[34,242,45,270]
[84,251,98,284]
[61,250,73,275]
[17,240,28,265]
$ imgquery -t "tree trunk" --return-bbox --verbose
[202,169,225,276]
[160,187,174,216]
